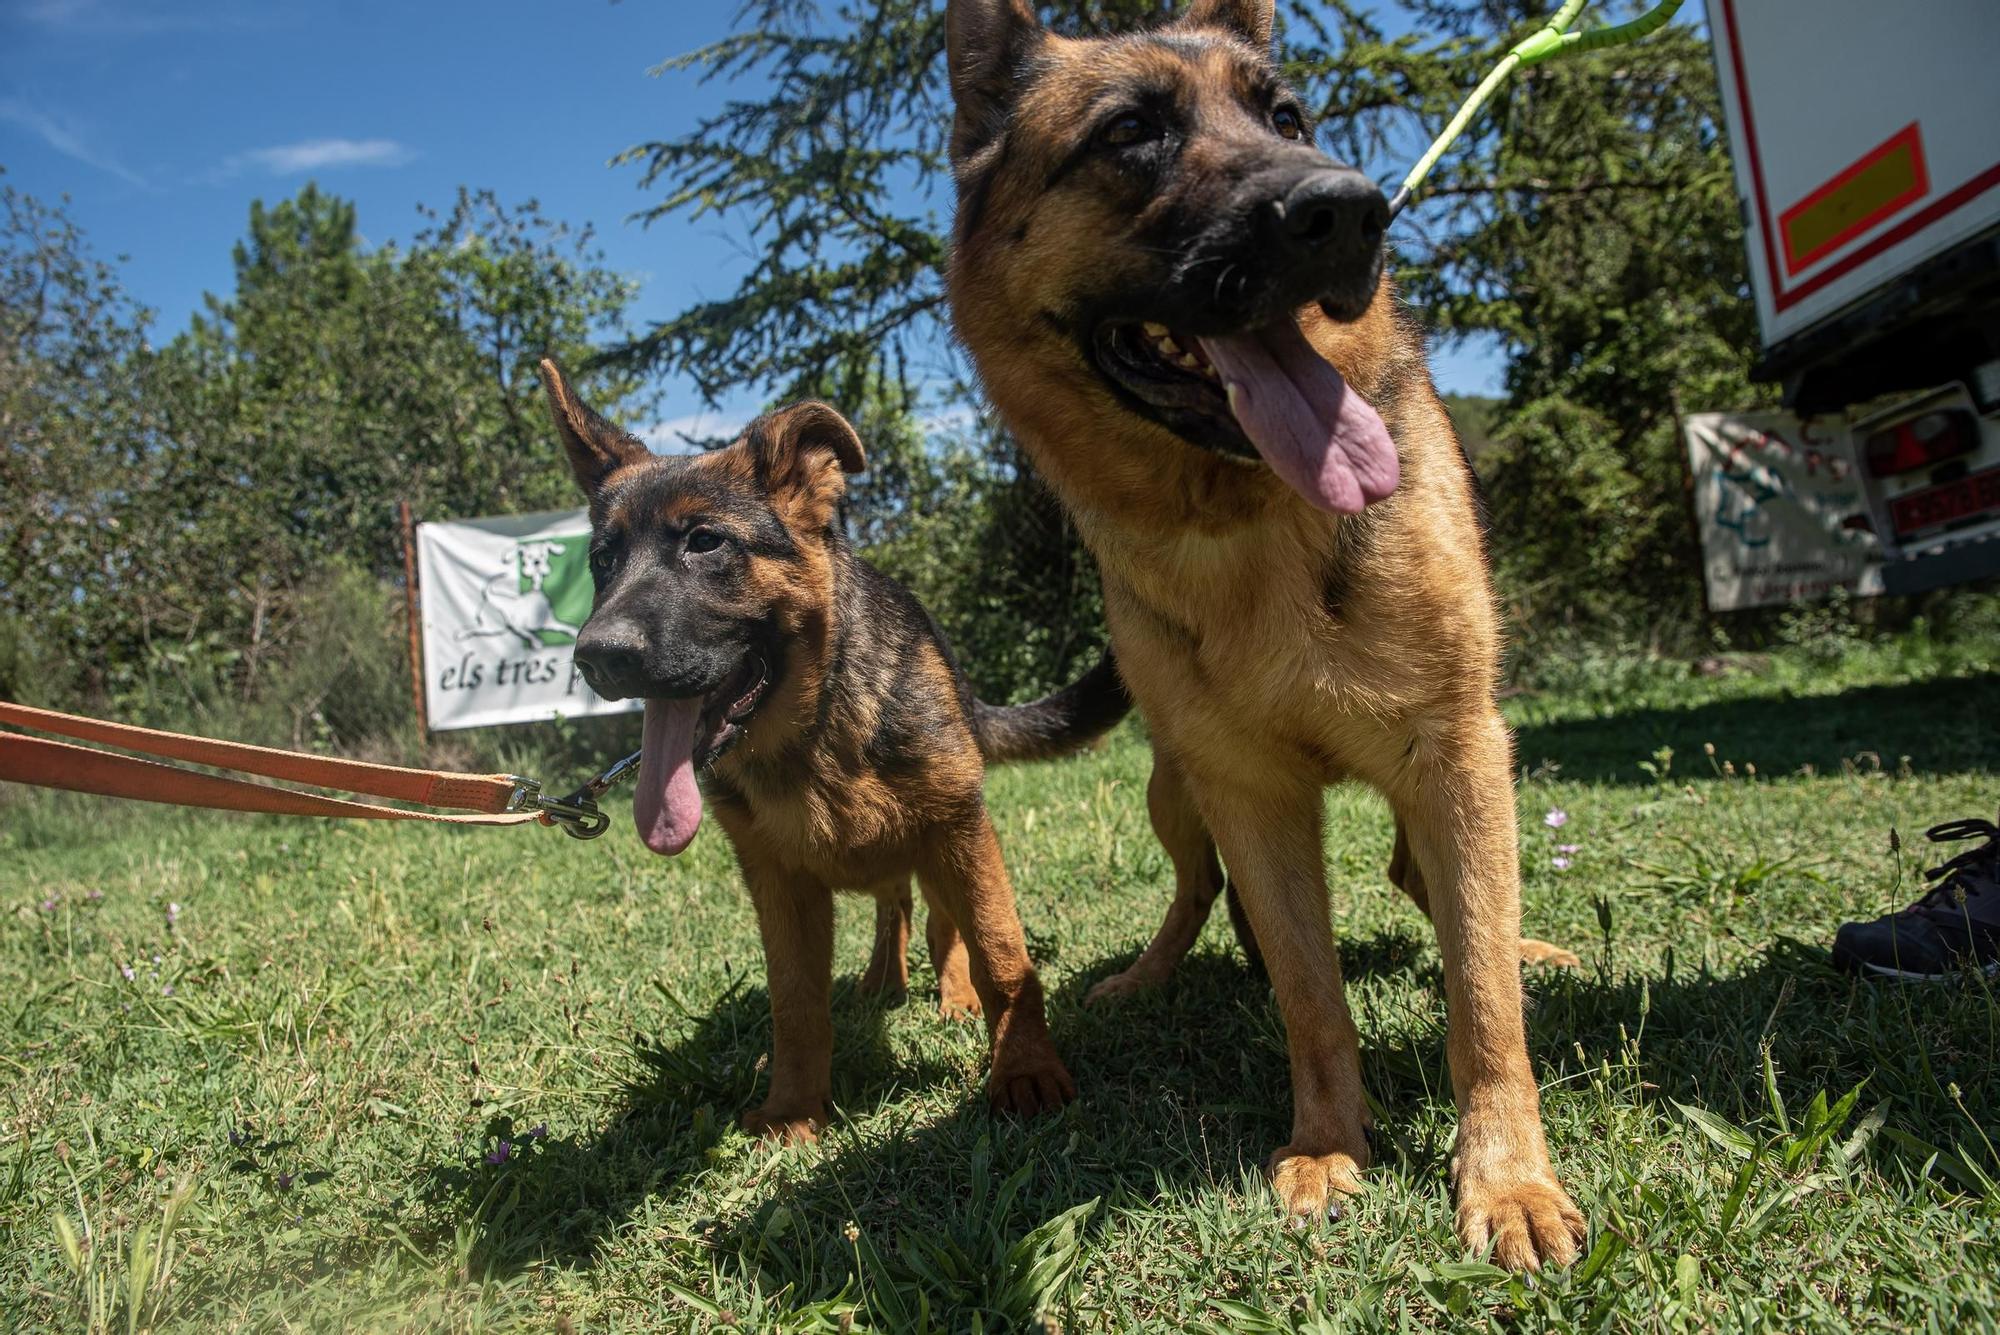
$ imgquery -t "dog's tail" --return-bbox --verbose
[972,648,1130,765]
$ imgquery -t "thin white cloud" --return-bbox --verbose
[637,412,751,453]
[0,98,146,187]
[225,137,416,176]
[18,0,282,34]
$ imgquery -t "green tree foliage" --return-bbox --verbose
[847,395,1107,694]
[618,1,1760,677]
[1396,2,1767,644]
[2,182,656,727]
[0,180,167,706]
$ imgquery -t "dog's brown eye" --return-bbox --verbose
[685,528,725,556]
[1272,107,1304,141]
[1099,112,1156,149]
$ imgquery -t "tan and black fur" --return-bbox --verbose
[943,0,1585,1269]
[540,360,1125,1137]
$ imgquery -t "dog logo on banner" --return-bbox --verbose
[459,536,594,649]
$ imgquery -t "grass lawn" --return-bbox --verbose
[5,636,1999,1331]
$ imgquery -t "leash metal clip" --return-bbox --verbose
[504,750,641,841]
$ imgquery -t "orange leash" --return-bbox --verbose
[0,700,622,837]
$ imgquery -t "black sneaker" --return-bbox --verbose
[1833,813,2000,981]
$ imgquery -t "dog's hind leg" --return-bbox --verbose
[1224,880,1265,976]
[918,880,981,1020]
[1086,746,1235,1003]
[1390,819,1579,969]
[1387,818,1426,914]
[859,881,913,1000]
[918,811,1074,1116]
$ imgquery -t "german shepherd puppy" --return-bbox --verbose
[538,360,1126,1138]
[944,0,1584,1269]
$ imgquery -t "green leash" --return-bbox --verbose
[1386,0,1687,221]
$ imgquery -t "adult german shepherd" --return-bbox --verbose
[540,361,1126,1136]
[943,0,1585,1269]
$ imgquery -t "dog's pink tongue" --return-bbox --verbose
[1196,320,1399,513]
[634,698,704,855]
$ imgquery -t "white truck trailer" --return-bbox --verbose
[1685,0,2000,611]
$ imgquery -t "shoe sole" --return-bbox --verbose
[1849,956,2000,983]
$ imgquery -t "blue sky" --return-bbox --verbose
[1,0,1508,440]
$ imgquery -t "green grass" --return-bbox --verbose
[5,638,1999,1332]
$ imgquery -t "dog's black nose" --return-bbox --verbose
[573,626,650,700]
[1275,169,1388,260]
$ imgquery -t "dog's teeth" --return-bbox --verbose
[1142,321,1169,337]
[1159,336,1181,356]
[1177,353,1202,370]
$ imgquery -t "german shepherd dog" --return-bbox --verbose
[539,360,1126,1138]
[943,0,1584,1269]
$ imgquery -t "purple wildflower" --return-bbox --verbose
[39,896,59,912]
[485,1141,514,1166]
[161,985,174,997]
[120,963,136,981]
[1544,809,1569,829]
[1552,856,1573,872]
[166,902,181,926]
[86,889,104,903]
[1558,844,1581,855]
[276,1172,294,1191]
[524,1123,549,1142]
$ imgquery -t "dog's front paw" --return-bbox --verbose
[1455,1173,1586,1271]
[938,979,983,1021]
[1519,937,1582,969]
[740,1104,825,1145]
[1267,1145,1367,1220]
[1083,965,1163,1006]
[987,1052,1076,1118]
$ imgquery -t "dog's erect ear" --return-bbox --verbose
[1180,0,1274,50]
[538,358,647,495]
[946,0,1042,164]
[747,401,866,519]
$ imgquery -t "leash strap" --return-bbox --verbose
[0,732,542,826]
[0,700,542,827]
[1388,0,1686,220]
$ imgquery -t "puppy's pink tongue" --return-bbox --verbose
[1196,320,1400,514]
[634,698,703,855]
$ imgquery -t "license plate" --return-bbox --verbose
[1890,466,2000,536]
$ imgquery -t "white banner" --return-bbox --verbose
[1683,411,1885,612]
[414,509,637,731]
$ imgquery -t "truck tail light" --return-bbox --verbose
[1864,410,1976,478]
